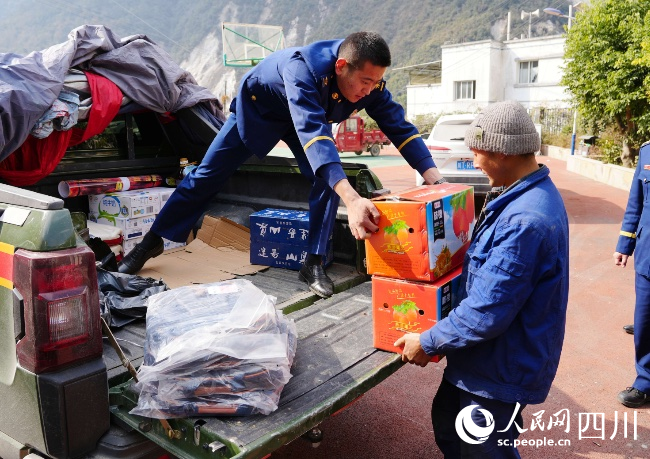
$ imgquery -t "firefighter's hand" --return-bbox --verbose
[421,167,446,185]
[394,333,431,367]
[347,196,380,240]
[614,252,629,268]
[333,179,380,239]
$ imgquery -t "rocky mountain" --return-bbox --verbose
[0,0,570,104]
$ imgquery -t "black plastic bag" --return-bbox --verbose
[87,237,118,272]
[97,268,169,328]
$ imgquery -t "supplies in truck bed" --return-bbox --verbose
[130,279,297,418]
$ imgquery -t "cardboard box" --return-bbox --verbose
[248,208,332,270]
[122,236,143,255]
[365,184,474,282]
[372,266,463,362]
[249,208,310,243]
[88,214,156,240]
[197,216,252,252]
[89,189,161,219]
[163,239,186,251]
[138,216,267,289]
[144,187,175,210]
[249,239,333,270]
[123,236,186,255]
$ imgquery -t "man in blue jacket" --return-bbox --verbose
[614,141,650,407]
[395,101,569,458]
[118,32,444,297]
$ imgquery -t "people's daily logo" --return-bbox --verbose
[455,405,495,444]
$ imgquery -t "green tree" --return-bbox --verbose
[562,0,650,167]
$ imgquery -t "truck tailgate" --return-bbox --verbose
[105,272,403,459]
[102,263,365,381]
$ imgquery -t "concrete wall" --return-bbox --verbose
[541,145,634,192]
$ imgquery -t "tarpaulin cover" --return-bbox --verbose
[0,24,223,164]
[0,71,122,185]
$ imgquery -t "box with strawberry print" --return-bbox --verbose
[365,184,474,282]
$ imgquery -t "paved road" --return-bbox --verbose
[271,151,648,458]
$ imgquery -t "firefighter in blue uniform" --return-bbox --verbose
[119,32,445,297]
[614,141,650,407]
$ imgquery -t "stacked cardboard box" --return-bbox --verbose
[88,187,182,257]
[249,208,332,270]
[364,184,475,361]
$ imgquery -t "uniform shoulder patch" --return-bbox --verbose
[374,80,386,92]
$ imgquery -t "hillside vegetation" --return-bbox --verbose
[0,0,566,104]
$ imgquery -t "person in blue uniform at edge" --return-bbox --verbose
[614,140,650,407]
[394,101,570,458]
[118,32,446,297]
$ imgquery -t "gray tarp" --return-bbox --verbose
[0,24,222,161]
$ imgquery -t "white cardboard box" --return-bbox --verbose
[89,189,161,219]
[88,214,156,240]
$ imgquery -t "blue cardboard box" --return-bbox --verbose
[250,239,333,270]
[249,209,310,244]
[249,208,333,270]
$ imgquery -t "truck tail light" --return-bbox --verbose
[427,145,451,152]
[14,246,102,374]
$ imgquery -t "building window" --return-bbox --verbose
[454,80,476,100]
[519,60,539,84]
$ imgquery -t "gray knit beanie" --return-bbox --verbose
[464,100,540,155]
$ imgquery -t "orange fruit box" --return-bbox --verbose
[365,184,474,282]
[372,266,463,362]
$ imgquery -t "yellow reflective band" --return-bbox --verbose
[397,134,421,151]
[0,277,12,290]
[0,242,13,254]
[620,231,636,239]
[304,136,335,151]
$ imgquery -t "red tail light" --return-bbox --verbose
[14,246,102,373]
[427,146,451,152]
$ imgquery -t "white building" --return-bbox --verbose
[397,35,569,119]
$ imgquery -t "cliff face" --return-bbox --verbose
[0,0,564,104]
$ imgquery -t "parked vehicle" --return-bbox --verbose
[335,116,390,156]
[0,156,396,459]
[416,114,490,202]
[0,27,400,459]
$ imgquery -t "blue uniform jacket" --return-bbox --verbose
[420,165,570,404]
[232,40,434,176]
[616,143,650,276]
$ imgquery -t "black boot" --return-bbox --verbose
[623,324,634,335]
[618,387,648,408]
[118,232,164,274]
[299,254,334,298]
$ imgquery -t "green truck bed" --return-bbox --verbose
[100,266,403,459]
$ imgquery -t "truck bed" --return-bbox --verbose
[100,265,403,459]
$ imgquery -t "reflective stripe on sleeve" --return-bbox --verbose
[397,134,421,151]
[304,136,335,151]
[620,231,636,238]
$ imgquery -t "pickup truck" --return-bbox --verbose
[334,116,391,157]
[0,104,404,459]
